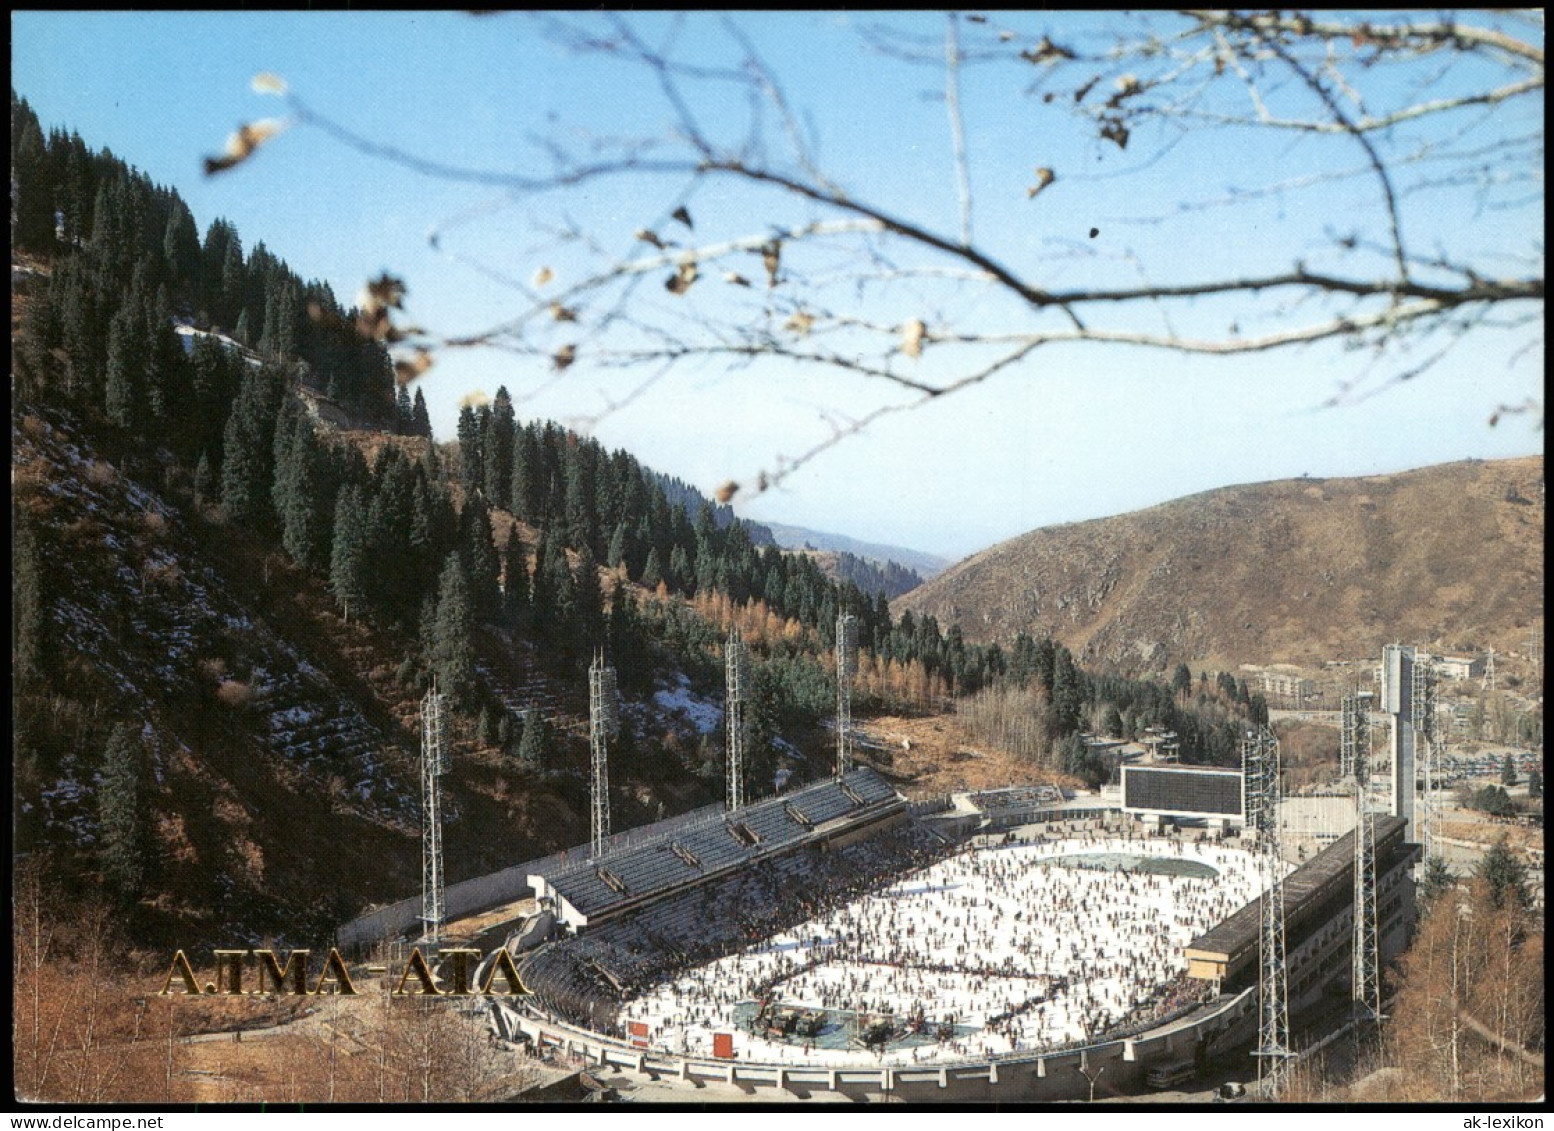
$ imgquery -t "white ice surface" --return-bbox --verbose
[627,835,1279,1066]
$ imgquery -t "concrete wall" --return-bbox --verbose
[495,989,1257,1102]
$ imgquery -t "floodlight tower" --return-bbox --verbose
[1353,699,1382,1026]
[836,613,858,779]
[419,684,448,943]
[725,630,749,812]
[589,652,618,859]
[1245,727,1292,1098]
[1380,644,1420,843]
[1339,691,1361,780]
[1412,652,1440,861]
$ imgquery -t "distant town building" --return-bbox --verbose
[1433,653,1487,681]
[1241,663,1317,701]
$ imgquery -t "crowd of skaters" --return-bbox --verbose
[628,822,1271,1065]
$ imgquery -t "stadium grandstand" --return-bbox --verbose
[532,768,904,929]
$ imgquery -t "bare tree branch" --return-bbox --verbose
[230,10,1541,497]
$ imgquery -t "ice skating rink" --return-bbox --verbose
[630,833,1274,1065]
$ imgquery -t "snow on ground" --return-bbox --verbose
[652,674,724,734]
[629,835,1280,1066]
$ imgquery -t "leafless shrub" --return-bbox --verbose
[215,680,253,709]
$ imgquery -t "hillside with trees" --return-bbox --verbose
[10,90,1274,950]
[896,459,1545,671]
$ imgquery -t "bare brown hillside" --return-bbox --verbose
[896,458,1544,671]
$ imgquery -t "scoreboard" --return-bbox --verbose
[1122,765,1245,822]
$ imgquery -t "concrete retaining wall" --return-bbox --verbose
[496,988,1257,1102]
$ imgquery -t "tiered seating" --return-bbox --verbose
[607,844,698,893]
[522,820,949,1024]
[741,803,803,846]
[794,787,853,825]
[543,767,903,922]
[846,768,902,805]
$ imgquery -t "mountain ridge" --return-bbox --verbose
[895,457,1544,671]
[761,520,951,579]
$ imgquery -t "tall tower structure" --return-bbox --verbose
[1245,727,1291,1097]
[1353,703,1382,1024]
[1379,644,1419,843]
[419,684,448,943]
[725,630,749,812]
[835,613,858,779]
[1411,652,1439,860]
[589,653,618,859]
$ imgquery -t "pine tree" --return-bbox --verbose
[430,553,477,705]
[396,384,414,434]
[330,485,369,622]
[103,302,143,428]
[1417,856,1455,913]
[220,407,262,524]
[501,529,530,630]
[640,546,664,590]
[1501,753,1518,787]
[517,708,551,773]
[456,405,483,494]
[1527,768,1541,800]
[536,527,576,647]
[1172,663,1192,698]
[1052,646,1086,736]
[162,197,202,303]
[485,386,515,511]
[99,723,145,898]
[459,494,502,624]
[1475,838,1531,911]
[13,517,48,684]
[573,546,605,650]
[10,99,56,254]
[411,387,433,439]
[607,521,630,573]
[511,424,543,521]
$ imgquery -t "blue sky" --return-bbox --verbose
[12,10,1543,560]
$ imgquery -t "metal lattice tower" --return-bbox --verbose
[589,652,617,859]
[1353,708,1382,1025]
[1485,647,1496,693]
[1245,727,1292,1097]
[1412,654,1439,860]
[835,613,858,779]
[1339,691,1362,780]
[725,630,749,812]
[419,685,448,943]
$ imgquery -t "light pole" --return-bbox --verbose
[1075,1062,1105,1103]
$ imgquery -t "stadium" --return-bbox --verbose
[463,765,1417,1101]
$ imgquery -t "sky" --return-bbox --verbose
[11,10,1544,561]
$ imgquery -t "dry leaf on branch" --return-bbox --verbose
[670,205,694,230]
[785,309,814,336]
[635,228,667,249]
[548,301,577,322]
[1026,166,1056,199]
[359,273,408,314]
[761,239,782,287]
[393,349,435,386]
[459,390,492,409]
[251,72,288,95]
[533,265,555,288]
[665,259,699,295]
[1020,36,1075,64]
[724,271,752,287]
[552,344,577,370]
[204,118,287,175]
[901,318,926,359]
[714,480,739,504]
